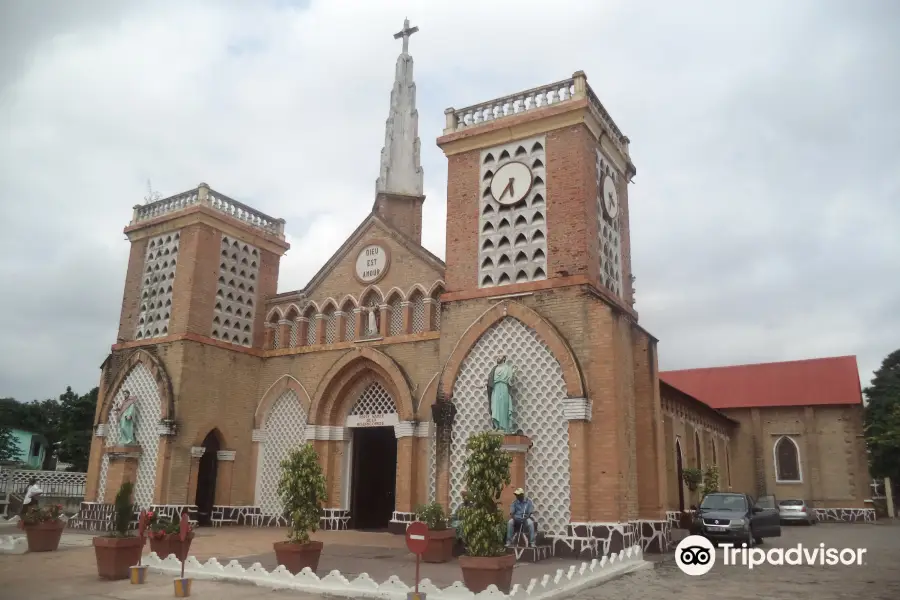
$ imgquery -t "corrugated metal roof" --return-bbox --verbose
[659,355,862,410]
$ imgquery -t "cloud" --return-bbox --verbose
[0,0,897,402]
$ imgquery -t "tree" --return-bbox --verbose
[56,387,96,471]
[864,349,900,483]
[0,425,20,463]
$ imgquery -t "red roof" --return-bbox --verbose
[659,356,862,410]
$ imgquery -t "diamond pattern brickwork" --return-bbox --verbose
[449,317,571,535]
[349,382,398,417]
[255,389,308,516]
[96,363,162,508]
[411,297,426,333]
[212,236,260,346]
[596,150,622,297]
[389,300,403,336]
[135,232,180,340]
[478,136,548,288]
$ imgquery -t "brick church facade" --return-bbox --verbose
[75,21,874,554]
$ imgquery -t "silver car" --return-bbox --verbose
[778,499,817,525]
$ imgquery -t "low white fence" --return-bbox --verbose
[0,468,87,515]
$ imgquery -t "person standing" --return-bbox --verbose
[20,477,43,516]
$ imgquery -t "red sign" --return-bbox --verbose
[138,510,148,540]
[179,513,190,542]
[405,521,430,555]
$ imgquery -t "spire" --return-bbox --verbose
[375,18,424,197]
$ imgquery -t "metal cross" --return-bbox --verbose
[393,17,418,54]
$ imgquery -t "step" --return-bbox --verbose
[512,544,552,563]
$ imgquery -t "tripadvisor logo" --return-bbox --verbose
[675,535,867,576]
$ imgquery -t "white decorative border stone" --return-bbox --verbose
[145,544,647,600]
[0,535,27,555]
[95,423,107,437]
[562,398,591,422]
[414,422,432,437]
[190,446,206,458]
[217,451,236,461]
[394,421,416,438]
[305,425,347,441]
[251,429,267,442]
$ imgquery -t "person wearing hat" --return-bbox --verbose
[506,488,535,547]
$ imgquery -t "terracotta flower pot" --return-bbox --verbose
[459,552,516,594]
[92,536,144,580]
[422,528,456,563]
[149,532,195,561]
[23,520,65,552]
[273,540,324,574]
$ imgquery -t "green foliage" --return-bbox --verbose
[682,467,703,491]
[459,431,511,557]
[22,503,64,525]
[864,349,900,483]
[0,425,19,463]
[147,509,193,539]
[111,481,135,537]
[701,465,720,497]
[277,443,327,545]
[415,501,448,530]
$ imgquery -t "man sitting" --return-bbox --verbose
[505,488,536,547]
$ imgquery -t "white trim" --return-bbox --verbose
[95,424,107,437]
[251,429,267,442]
[345,413,399,429]
[305,425,347,441]
[216,451,236,461]
[562,397,591,421]
[501,442,531,454]
[190,446,206,458]
[773,435,803,484]
[414,422,432,437]
[394,421,415,438]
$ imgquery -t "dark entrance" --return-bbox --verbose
[350,426,397,530]
[195,430,222,526]
[675,439,685,512]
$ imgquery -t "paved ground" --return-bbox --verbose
[1,521,898,598]
[575,522,900,600]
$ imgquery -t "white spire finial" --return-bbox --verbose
[393,17,418,55]
[376,19,424,197]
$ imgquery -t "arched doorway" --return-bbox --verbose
[195,430,222,526]
[346,380,398,530]
[675,439,685,512]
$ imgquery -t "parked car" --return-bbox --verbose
[689,492,782,547]
[778,499,817,525]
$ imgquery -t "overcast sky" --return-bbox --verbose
[1,0,897,403]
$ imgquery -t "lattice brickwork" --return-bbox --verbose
[449,317,571,535]
[325,312,338,344]
[135,232,180,340]
[411,297,426,332]
[345,311,357,341]
[427,432,437,502]
[432,302,441,331]
[289,323,299,347]
[255,390,308,516]
[306,318,317,346]
[212,236,259,346]
[349,382,397,417]
[478,136,548,288]
[272,326,281,349]
[96,363,162,508]
[389,300,403,336]
[596,150,622,297]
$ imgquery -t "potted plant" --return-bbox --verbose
[148,510,195,561]
[21,503,66,552]
[273,443,328,574]
[458,431,515,594]
[681,467,702,492]
[414,501,455,563]
[92,481,143,580]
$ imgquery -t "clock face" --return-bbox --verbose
[602,176,619,220]
[489,161,533,206]
[355,244,389,283]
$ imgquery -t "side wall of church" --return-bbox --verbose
[722,405,871,509]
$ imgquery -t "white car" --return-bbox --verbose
[778,499,817,525]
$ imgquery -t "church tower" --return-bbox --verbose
[372,18,426,244]
[435,72,669,553]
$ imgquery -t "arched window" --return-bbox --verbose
[725,446,732,487]
[711,440,718,466]
[774,436,802,482]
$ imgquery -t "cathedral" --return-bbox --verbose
[75,21,874,556]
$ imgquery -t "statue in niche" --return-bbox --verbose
[116,390,138,446]
[485,354,515,433]
[366,306,380,337]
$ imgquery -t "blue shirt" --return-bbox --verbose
[510,497,534,520]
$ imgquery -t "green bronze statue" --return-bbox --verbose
[116,391,138,446]
[486,355,515,433]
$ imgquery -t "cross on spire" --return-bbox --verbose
[393,17,418,55]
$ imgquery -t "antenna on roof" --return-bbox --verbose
[144,179,161,204]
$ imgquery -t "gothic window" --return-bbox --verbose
[212,235,259,347]
[694,432,702,468]
[409,290,426,333]
[265,311,280,350]
[284,306,300,348]
[387,292,404,336]
[711,439,718,466]
[136,231,180,340]
[341,299,357,342]
[596,150,623,298]
[303,305,318,346]
[430,284,444,331]
[725,446,732,487]
[774,436,802,482]
[478,136,548,289]
[322,304,339,344]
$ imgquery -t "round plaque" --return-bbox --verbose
[355,243,390,284]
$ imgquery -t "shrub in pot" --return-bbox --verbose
[414,501,455,563]
[21,503,66,552]
[92,481,143,580]
[458,431,515,594]
[272,443,328,574]
[148,510,195,561]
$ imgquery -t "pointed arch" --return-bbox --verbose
[774,435,802,483]
[192,426,227,448]
[100,348,174,423]
[675,437,686,511]
[302,301,320,317]
[283,304,301,321]
[359,285,385,306]
[427,280,446,297]
[385,286,407,303]
[255,375,313,428]
[438,300,584,399]
[319,297,340,312]
[265,306,283,323]
[405,283,428,299]
[694,431,702,468]
[310,347,415,425]
[338,294,359,309]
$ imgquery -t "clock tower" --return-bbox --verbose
[435,71,669,551]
